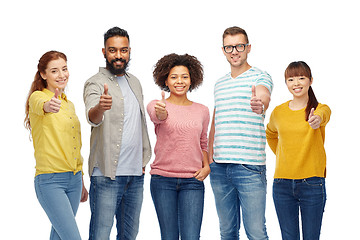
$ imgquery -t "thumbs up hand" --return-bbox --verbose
[308,108,321,129]
[155,91,167,121]
[44,88,62,113]
[250,85,264,114]
[99,83,112,112]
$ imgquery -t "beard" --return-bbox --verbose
[105,55,130,75]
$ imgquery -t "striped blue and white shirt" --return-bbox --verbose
[213,67,273,165]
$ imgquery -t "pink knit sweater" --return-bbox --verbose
[147,100,210,178]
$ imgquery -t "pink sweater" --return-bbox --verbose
[147,100,210,178]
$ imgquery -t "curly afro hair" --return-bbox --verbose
[153,53,203,92]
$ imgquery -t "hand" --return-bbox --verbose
[80,180,88,203]
[44,88,61,113]
[99,83,112,112]
[193,165,210,181]
[155,91,167,120]
[250,85,264,114]
[308,108,321,129]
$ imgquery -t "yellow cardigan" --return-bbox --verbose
[29,89,83,176]
[266,101,331,179]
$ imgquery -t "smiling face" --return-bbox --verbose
[40,58,69,93]
[286,75,312,99]
[222,34,251,69]
[103,36,130,76]
[165,66,191,97]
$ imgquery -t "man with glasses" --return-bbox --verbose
[208,26,273,240]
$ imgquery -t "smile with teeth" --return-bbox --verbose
[174,86,186,90]
[56,79,67,84]
[293,87,303,93]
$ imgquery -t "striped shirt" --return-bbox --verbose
[213,67,273,165]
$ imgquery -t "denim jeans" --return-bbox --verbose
[150,175,205,240]
[34,171,82,240]
[272,177,326,240]
[210,162,268,240]
[89,175,144,240]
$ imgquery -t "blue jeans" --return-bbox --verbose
[34,171,82,240]
[150,175,205,240]
[89,175,144,240]
[210,162,268,240]
[272,177,326,240]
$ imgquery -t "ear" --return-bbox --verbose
[221,46,227,56]
[246,44,251,54]
[310,77,313,86]
[102,48,106,57]
[40,72,46,80]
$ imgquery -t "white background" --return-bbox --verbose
[1,0,359,239]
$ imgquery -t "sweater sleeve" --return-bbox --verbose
[315,103,331,127]
[200,106,210,152]
[266,110,278,154]
[146,100,164,124]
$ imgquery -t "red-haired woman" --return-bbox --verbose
[25,51,87,240]
[266,61,331,240]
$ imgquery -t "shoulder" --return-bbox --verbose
[215,73,231,85]
[316,103,331,113]
[29,90,49,101]
[193,102,209,110]
[271,101,290,115]
[251,67,273,92]
[192,102,210,116]
[126,72,139,81]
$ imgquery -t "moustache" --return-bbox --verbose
[111,58,127,64]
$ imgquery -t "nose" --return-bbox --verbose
[59,70,65,78]
[115,50,122,59]
[176,77,184,83]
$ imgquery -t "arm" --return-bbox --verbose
[309,104,331,129]
[194,150,210,181]
[265,111,278,154]
[194,106,211,181]
[208,110,215,164]
[88,83,112,125]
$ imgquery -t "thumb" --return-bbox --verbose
[252,85,256,98]
[161,91,165,103]
[104,83,108,95]
[54,88,59,99]
[308,108,315,120]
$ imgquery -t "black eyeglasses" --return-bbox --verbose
[223,44,249,53]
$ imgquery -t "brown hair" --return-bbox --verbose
[285,61,318,121]
[153,53,203,92]
[24,50,67,130]
[222,26,249,44]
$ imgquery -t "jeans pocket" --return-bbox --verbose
[241,164,266,174]
[37,173,56,183]
[304,177,324,186]
[273,178,283,184]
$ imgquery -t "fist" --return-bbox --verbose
[99,83,112,111]
[250,85,264,114]
[155,91,167,120]
[44,88,61,113]
[308,108,321,129]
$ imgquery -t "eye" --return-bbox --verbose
[108,48,115,53]
[287,78,293,82]
[121,48,129,53]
